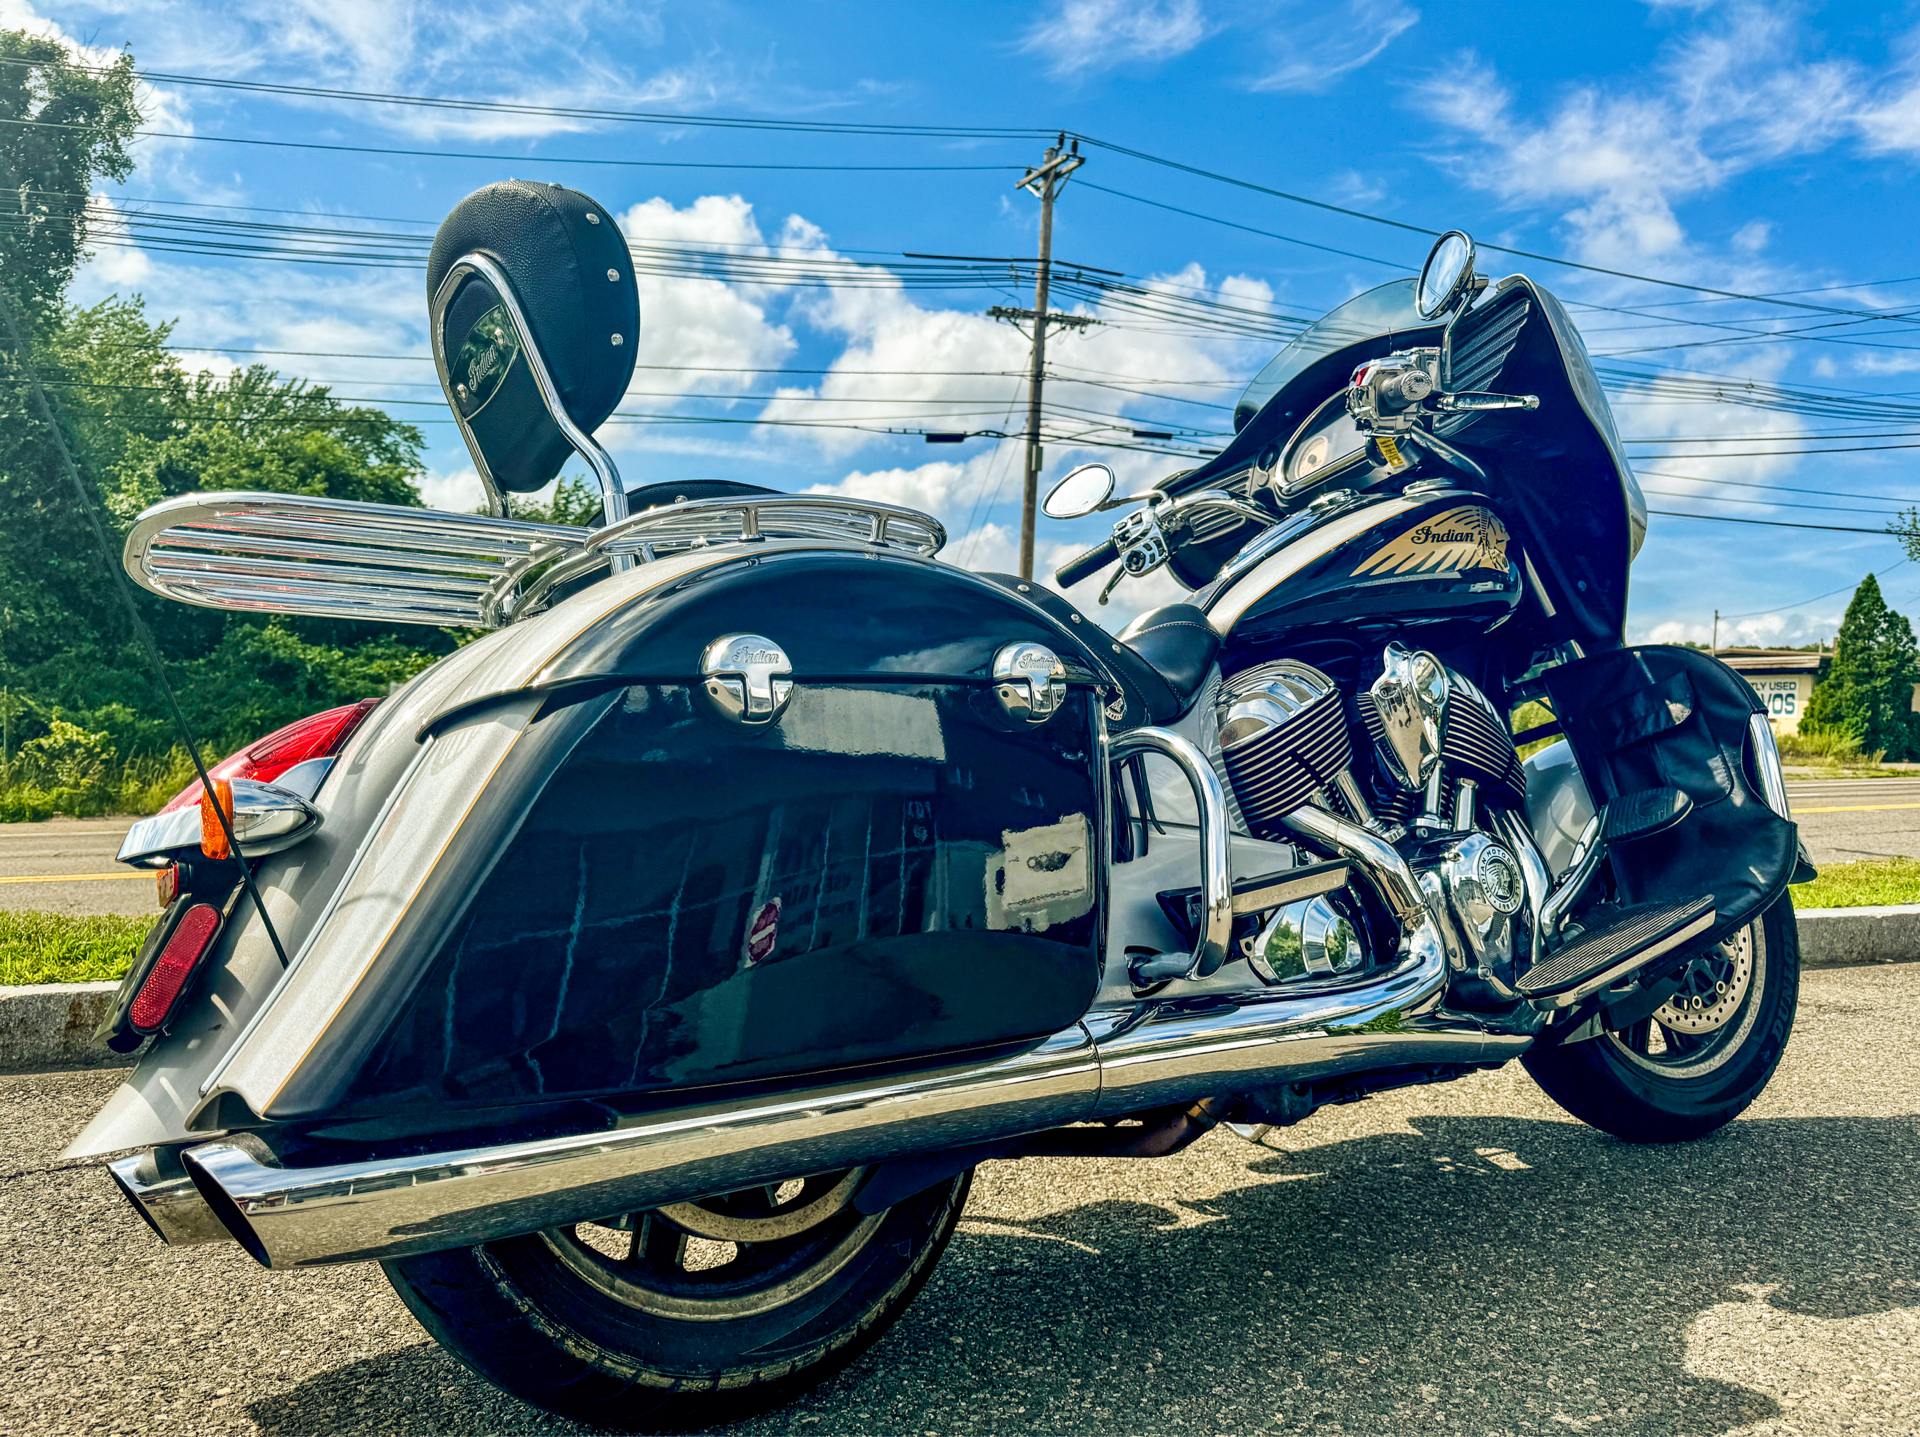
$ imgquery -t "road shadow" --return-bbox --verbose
[248,1112,1920,1436]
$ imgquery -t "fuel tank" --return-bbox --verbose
[1200,486,1526,666]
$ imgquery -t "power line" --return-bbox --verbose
[1717,559,1911,619]
[1076,137,1919,321]
[1636,468,1920,505]
[1647,510,1902,536]
[1640,487,1910,515]
[42,55,1914,323]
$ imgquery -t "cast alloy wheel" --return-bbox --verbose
[538,1169,884,1321]
[1522,891,1799,1143]
[382,1165,971,1432]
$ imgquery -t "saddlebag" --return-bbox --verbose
[1543,644,1796,943]
[235,547,1117,1127]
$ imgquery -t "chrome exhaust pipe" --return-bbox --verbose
[107,1147,233,1248]
[181,925,1523,1270]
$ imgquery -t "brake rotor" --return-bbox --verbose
[1653,926,1753,1034]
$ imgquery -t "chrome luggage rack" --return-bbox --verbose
[123,491,946,630]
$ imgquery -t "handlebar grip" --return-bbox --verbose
[1056,538,1120,589]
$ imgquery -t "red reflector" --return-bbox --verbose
[129,904,222,1033]
[160,698,382,814]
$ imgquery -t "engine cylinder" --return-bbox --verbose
[1215,661,1354,838]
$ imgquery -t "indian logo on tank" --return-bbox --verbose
[1350,505,1509,577]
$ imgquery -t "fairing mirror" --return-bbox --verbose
[1417,230,1480,319]
[428,181,641,522]
[1043,462,1116,519]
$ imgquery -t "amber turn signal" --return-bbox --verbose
[200,779,234,860]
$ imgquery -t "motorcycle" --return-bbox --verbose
[68,186,1805,1431]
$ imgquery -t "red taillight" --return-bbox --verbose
[160,698,381,814]
[128,903,222,1033]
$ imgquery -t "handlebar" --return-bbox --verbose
[1056,537,1120,588]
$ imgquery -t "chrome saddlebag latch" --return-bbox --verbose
[991,642,1067,724]
[700,634,794,725]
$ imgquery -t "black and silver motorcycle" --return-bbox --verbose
[70,186,1804,1430]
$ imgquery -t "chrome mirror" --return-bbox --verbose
[1417,230,1478,319]
[1042,463,1115,519]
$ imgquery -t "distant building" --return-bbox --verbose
[1716,648,1920,734]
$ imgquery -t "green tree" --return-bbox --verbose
[1802,574,1920,761]
[0,36,140,322]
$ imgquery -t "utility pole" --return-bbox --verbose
[1007,134,1084,581]
[1712,610,1720,657]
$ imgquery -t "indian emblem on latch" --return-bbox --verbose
[991,642,1067,724]
[700,634,794,725]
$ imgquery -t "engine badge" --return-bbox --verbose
[1475,844,1524,915]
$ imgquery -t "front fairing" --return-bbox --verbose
[1175,276,1645,651]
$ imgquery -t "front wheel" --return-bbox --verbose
[1523,891,1799,1143]
[382,1167,971,1431]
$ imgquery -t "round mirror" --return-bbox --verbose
[1042,462,1115,519]
[1416,230,1476,319]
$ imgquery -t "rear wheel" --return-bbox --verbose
[1523,891,1799,1142]
[383,1167,970,1431]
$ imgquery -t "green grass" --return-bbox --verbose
[0,910,150,986]
[1792,858,1920,910]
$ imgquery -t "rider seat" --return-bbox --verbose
[982,577,1219,726]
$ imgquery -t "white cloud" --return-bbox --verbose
[1640,609,1845,647]
[613,195,797,402]
[1248,0,1419,94]
[1021,0,1212,78]
[34,0,717,144]
[1418,7,1860,268]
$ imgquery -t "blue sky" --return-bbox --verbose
[19,0,1920,639]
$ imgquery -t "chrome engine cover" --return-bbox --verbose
[1247,892,1368,984]
[1417,830,1527,990]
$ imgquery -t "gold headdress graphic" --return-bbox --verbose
[1351,505,1509,577]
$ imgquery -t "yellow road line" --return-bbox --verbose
[0,872,147,884]
[1794,803,1920,814]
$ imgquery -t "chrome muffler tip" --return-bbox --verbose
[107,1147,235,1249]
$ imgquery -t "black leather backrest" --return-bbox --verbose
[428,182,639,491]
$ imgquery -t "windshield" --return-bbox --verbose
[1234,280,1424,431]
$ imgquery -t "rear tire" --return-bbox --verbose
[382,1168,970,1431]
[1523,891,1798,1143]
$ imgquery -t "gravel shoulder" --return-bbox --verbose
[5,963,1917,1436]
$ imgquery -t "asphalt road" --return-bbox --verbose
[5,961,1917,1436]
[1785,777,1920,868]
[0,819,153,918]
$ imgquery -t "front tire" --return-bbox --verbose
[383,1168,970,1431]
[1523,891,1799,1143]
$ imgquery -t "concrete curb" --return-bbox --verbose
[0,981,127,1075]
[0,907,1914,1075]
[1795,906,1920,969]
